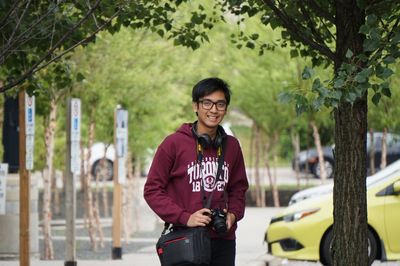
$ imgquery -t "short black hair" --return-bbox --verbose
[192,77,231,105]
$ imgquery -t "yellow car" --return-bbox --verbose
[265,172,400,265]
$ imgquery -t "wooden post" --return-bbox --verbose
[112,107,122,259]
[18,90,29,266]
[65,98,78,266]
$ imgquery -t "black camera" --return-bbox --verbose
[210,208,227,235]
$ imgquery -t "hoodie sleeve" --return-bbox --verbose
[226,140,249,222]
[143,137,191,225]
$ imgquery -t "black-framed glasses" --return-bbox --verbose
[198,99,227,111]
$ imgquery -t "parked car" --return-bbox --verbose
[265,170,400,265]
[89,142,115,180]
[288,158,400,205]
[293,132,400,179]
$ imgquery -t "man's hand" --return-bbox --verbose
[225,210,236,231]
[186,208,212,227]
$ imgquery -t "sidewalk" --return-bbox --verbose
[0,207,282,266]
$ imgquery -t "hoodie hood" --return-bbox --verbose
[176,122,195,138]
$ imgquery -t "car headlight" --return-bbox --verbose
[283,208,320,222]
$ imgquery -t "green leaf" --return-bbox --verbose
[393,32,400,43]
[250,33,259,40]
[76,72,85,82]
[355,68,372,83]
[246,41,255,49]
[290,49,299,58]
[371,92,381,105]
[157,29,164,37]
[345,49,354,58]
[312,78,322,91]
[301,66,314,80]
[333,78,345,88]
[164,23,172,31]
[363,38,380,52]
[190,41,200,50]
[295,103,309,115]
[381,87,391,98]
[312,97,324,110]
[248,8,258,17]
[359,24,370,35]
[376,65,394,79]
[366,14,378,25]
[330,90,342,100]
[281,30,290,39]
[383,56,395,64]
[347,92,357,103]
[269,19,280,29]
[278,92,292,104]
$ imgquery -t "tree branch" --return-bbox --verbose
[306,0,335,24]
[0,1,21,31]
[261,0,336,62]
[6,0,32,49]
[0,1,62,63]
[299,4,328,46]
[0,6,120,93]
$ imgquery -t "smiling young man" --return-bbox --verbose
[144,77,249,266]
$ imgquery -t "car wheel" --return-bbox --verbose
[91,159,114,181]
[320,229,378,266]
[312,159,334,179]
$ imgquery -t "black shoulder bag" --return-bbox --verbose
[155,143,226,266]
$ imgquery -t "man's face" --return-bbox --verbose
[192,90,227,132]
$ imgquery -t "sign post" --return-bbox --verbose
[112,107,128,259]
[19,91,35,266]
[65,98,81,266]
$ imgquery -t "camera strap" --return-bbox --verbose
[197,139,227,210]
[161,137,227,234]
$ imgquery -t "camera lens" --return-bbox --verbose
[212,209,227,234]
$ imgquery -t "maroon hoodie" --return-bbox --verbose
[144,123,249,240]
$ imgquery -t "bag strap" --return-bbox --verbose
[162,222,170,235]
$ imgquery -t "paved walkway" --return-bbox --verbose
[0,207,282,266]
[2,175,398,266]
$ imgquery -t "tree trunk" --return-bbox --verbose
[93,168,104,248]
[42,99,57,259]
[254,125,263,207]
[305,123,312,186]
[271,132,280,207]
[249,122,256,202]
[310,120,327,182]
[84,112,98,251]
[380,128,387,169]
[263,134,280,208]
[52,169,61,215]
[290,129,301,190]
[332,1,368,265]
[369,129,376,175]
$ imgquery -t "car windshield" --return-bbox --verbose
[367,160,400,188]
[366,132,400,150]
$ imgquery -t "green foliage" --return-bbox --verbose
[69,26,229,163]
[199,1,400,113]
[368,62,400,133]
